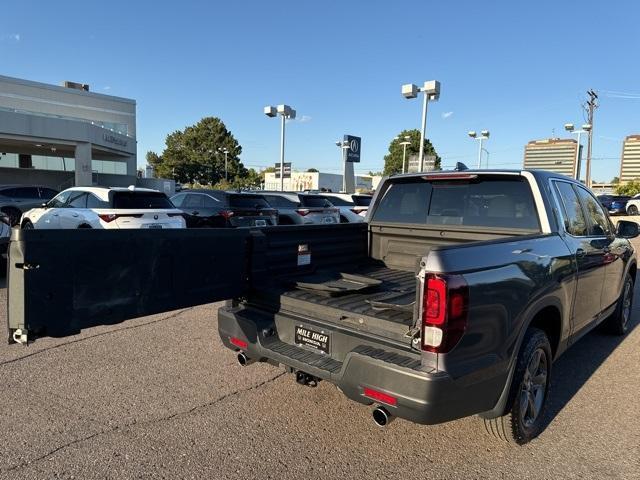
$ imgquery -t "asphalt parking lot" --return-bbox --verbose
[0,254,639,479]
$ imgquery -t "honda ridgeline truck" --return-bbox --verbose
[218,169,638,444]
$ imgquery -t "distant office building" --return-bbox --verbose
[0,75,137,189]
[619,135,640,183]
[264,171,373,192]
[523,138,579,178]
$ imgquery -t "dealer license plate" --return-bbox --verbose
[295,325,330,354]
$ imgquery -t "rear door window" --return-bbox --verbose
[371,177,539,230]
[575,185,612,236]
[170,193,187,207]
[87,194,108,209]
[553,181,588,236]
[112,191,174,209]
[203,195,221,208]
[68,192,88,208]
[12,187,40,199]
[182,194,205,209]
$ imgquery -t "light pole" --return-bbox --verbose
[399,136,411,173]
[218,147,229,181]
[264,104,296,191]
[336,140,351,192]
[468,130,490,168]
[564,123,591,181]
[401,80,440,171]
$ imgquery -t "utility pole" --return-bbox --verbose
[584,89,598,188]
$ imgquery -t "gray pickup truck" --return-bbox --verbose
[218,170,638,444]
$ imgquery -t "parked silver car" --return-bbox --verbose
[253,192,340,225]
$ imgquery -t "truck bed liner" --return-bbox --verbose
[278,262,417,327]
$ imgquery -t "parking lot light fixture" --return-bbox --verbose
[401,80,440,171]
[468,130,490,168]
[564,122,591,180]
[265,104,296,191]
[218,147,230,181]
[399,136,411,173]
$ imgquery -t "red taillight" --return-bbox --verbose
[219,210,234,220]
[296,209,310,216]
[230,337,248,349]
[98,213,118,223]
[425,277,446,324]
[363,387,397,406]
[421,274,468,353]
[98,214,143,222]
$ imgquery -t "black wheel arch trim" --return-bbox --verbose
[479,295,564,419]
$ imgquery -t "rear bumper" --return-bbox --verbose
[218,305,507,425]
[609,207,627,215]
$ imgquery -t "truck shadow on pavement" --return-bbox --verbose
[541,304,639,430]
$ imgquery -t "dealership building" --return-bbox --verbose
[264,170,373,192]
[0,75,173,192]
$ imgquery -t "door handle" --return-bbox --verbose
[72,214,79,217]
[192,211,199,215]
[53,213,59,217]
[576,248,586,257]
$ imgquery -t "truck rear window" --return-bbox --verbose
[112,192,174,209]
[371,177,539,230]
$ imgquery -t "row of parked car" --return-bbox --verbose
[597,194,640,216]
[0,184,372,257]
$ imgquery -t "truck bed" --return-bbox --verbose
[250,261,418,344]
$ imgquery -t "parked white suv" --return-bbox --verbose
[319,193,372,222]
[20,186,186,229]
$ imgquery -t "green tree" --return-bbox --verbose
[306,168,319,173]
[611,176,620,184]
[616,179,640,196]
[145,151,163,178]
[153,117,244,185]
[383,129,440,175]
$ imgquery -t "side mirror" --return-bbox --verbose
[616,220,639,239]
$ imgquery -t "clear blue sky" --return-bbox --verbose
[2,0,639,182]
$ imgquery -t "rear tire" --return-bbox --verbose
[22,220,34,229]
[628,205,639,216]
[483,328,552,445]
[603,273,633,335]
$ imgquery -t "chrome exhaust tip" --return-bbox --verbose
[237,352,255,367]
[372,406,394,427]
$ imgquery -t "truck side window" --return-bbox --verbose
[553,181,587,236]
[575,186,611,237]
